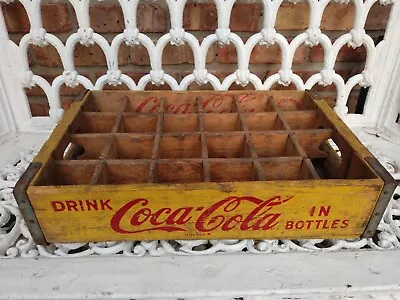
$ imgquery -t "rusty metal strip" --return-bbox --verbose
[362,157,398,238]
[13,162,47,245]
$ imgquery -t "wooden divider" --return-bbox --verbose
[42,92,358,185]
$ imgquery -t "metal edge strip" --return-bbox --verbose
[361,157,398,238]
[13,162,47,245]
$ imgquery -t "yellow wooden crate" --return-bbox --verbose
[14,90,396,244]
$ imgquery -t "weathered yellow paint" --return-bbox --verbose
[28,179,383,243]
[22,90,389,243]
[313,99,373,159]
[31,91,91,186]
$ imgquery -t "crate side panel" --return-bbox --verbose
[28,181,382,243]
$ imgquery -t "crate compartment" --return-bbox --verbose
[160,134,202,158]
[157,159,204,183]
[243,112,283,131]
[67,134,109,160]
[282,111,318,130]
[294,129,333,158]
[163,114,199,132]
[82,93,129,112]
[209,159,257,182]
[108,134,155,159]
[75,112,117,133]
[204,113,240,132]
[120,114,158,133]
[251,132,301,157]
[100,160,150,184]
[36,160,97,186]
[259,157,304,180]
[206,133,251,158]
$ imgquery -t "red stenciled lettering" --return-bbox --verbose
[315,219,323,229]
[195,197,241,232]
[110,199,186,234]
[165,104,175,113]
[150,208,171,225]
[51,201,65,212]
[221,215,243,231]
[238,94,257,112]
[305,220,313,229]
[135,97,159,113]
[86,200,98,211]
[295,220,304,229]
[131,208,151,226]
[240,196,292,231]
[331,219,340,229]
[78,200,84,211]
[173,103,191,114]
[66,201,78,211]
[100,199,113,211]
[166,207,193,225]
[110,195,292,235]
[341,220,350,228]
[202,95,226,113]
[285,220,294,229]
[322,219,330,229]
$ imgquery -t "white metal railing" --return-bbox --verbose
[0,0,399,260]
[0,0,399,135]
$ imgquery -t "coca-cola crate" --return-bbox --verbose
[14,90,396,244]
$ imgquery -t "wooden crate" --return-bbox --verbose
[14,90,396,244]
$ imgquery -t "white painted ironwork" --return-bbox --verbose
[0,140,398,258]
[0,0,399,260]
[0,0,398,133]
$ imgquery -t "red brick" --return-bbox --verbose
[137,4,167,33]
[29,100,49,117]
[187,82,214,90]
[90,5,124,33]
[183,3,217,31]
[130,45,151,65]
[310,44,366,62]
[2,3,71,33]
[74,43,128,66]
[103,84,130,91]
[87,4,166,33]
[25,74,86,96]
[270,82,297,91]
[32,43,128,67]
[130,43,215,65]
[230,3,262,32]
[218,44,306,64]
[322,96,336,108]
[347,94,359,113]
[89,4,166,33]
[321,3,354,31]
[29,98,74,117]
[275,3,309,30]
[366,3,392,30]
[31,45,63,67]
[274,2,385,31]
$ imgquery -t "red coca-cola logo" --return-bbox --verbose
[134,94,260,114]
[110,195,292,234]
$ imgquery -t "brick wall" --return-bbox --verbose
[1,1,392,116]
